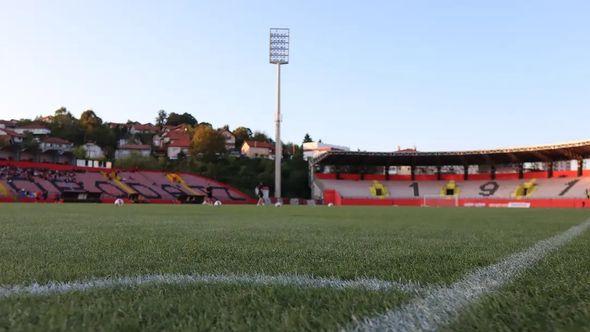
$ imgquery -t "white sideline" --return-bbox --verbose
[0,273,422,300]
[351,219,590,332]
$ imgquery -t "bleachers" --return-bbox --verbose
[316,173,590,206]
[78,172,121,196]
[117,171,177,201]
[0,162,252,204]
[180,173,246,202]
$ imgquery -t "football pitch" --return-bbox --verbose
[0,204,589,331]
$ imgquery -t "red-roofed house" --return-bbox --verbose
[0,122,20,160]
[115,144,152,160]
[159,124,192,159]
[38,137,74,164]
[14,123,51,135]
[37,115,54,123]
[40,137,74,153]
[0,120,17,129]
[0,128,24,144]
[167,135,191,160]
[129,123,159,135]
[106,122,127,130]
[241,140,275,159]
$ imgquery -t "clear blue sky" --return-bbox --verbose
[1,1,589,151]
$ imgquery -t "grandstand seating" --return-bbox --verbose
[3,161,588,207]
[315,173,590,208]
[0,161,253,204]
[311,140,590,208]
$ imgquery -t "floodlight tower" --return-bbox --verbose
[269,28,289,199]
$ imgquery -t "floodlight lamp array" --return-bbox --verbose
[269,28,289,64]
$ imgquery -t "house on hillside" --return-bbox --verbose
[167,136,190,160]
[302,142,349,160]
[14,123,51,136]
[162,124,191,136]
[82,142,105,160]
[106,122,127,130]
[219,129,236,151]
[0,129,22,160]
[0,128,24,144]
[152,134,163,148]
[36,115,54,123]
[115,144,151,160]
[39,137,74,164]
[241,140,274,159]
[129,123,159,135]
[159,124,191,159]
[0,120,17,129]
[0,136,14,160]
[40,137,74,153]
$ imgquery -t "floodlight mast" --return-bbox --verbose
[269,28,289,199]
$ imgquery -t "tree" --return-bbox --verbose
[114,154,163,170]
[48,107,84,145]
[90,126,117,150]
[252,131,271,142]
[283,142,303,160]
[282,156,310,198]
[103,145,115,160]
[166,112,197,126]
[80,110,103,131]
[72,146,87,159]
[303,133,313,143]
[232,126,252,149]
[15,119,33,127]
[54,107,68,117]
[80,110,102,143]
[77,110,117,152]
[293,144,304,159]
[176,150,187,161]
[155,110,167,128]
[21,133,40,154]
[190,125,226,160]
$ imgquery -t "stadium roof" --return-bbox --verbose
[311,140,590,166]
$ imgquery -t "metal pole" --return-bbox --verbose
[275,63,282,198]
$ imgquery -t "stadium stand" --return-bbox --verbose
[0,161,253,204]
[312,140,590,208]
[315,178,590,199]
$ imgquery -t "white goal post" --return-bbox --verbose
[422,195,459,207]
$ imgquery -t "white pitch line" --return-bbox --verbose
[351,219,590,332]
[0,273,422,300]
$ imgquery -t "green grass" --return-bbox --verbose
[0,285,410,331]
[446,229,590,332]
[0,204,588,331]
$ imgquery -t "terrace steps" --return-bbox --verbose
[101,171,136,195]
[166,173,200,196]
[0,181,12,198]
[513,179,537,199]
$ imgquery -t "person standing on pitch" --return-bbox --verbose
[256,182,265,206]
[205,184,213,205]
